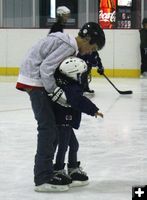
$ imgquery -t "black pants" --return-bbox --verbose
[140,47,147,74]
[28,89,58,186]
[54,126,79,170]
[81,66,92,91]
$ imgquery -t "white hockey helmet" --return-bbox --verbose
[59,57,87,82]
[57,6,70,16]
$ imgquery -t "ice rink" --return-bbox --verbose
[0,76,147,200]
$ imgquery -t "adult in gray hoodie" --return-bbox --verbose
[16,22,105,192]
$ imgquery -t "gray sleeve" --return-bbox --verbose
[40,43,75,93]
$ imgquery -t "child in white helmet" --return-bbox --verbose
[49,6,70,34]
[51,56,103,187]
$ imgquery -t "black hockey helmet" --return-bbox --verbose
[78,22,105,50]
[142,18,147,24]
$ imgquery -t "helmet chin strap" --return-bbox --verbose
[77,73,82,84]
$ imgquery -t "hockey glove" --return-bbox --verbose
[97,67,104,75]
[48,87,71,107]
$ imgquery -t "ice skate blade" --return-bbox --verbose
[69,180,89,187]
[34,183,69,192]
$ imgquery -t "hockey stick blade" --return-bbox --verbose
[118,90,133,95]
[103,73,133,95]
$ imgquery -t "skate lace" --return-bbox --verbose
[69,167,87,176]
[54,169,71,178]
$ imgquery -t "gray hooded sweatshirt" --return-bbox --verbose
[17,32,78,93]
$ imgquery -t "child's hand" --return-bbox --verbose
[95,111,104,118]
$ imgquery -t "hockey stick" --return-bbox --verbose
[103,73,133,95]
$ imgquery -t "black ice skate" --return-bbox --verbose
[34,174,69,192]
[68,162,89,187]
[54,163,72,185]
[54,169,72,185]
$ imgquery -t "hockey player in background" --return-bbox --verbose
[77,51,104,93]
[50,56,103,187]
[77,23,105,94]
[139,18,147,77]
[48,6,70,34]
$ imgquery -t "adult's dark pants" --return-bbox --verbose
[27,89,58,186]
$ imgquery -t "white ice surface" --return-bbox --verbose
[0,77,147,200]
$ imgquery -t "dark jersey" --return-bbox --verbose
[49,22,64,34]
[77,51,103,69]
[139,28,147,48]
[53,81,99,129]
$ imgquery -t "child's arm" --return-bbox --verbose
[64,83,104,118]
[95,111,103,118]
